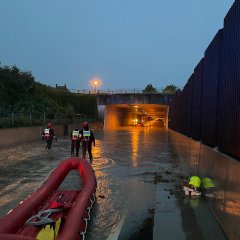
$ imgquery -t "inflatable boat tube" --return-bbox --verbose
[0,157,97,240]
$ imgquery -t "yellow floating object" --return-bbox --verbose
[54,218,62,238]
[36,224,55,240]
[36,218,62,240]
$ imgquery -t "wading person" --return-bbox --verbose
[80,122,95,164]
[70,127,81,157]
[42,122,57,149]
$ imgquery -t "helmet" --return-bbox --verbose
[83,121,89,128]
[47,122,52,128]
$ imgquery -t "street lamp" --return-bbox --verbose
[94,80,98,92]
[90,78,101,93]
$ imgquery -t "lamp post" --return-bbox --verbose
[90,78,101,94]
[94,80,98,93]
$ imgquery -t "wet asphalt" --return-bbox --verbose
[0,127,227,239]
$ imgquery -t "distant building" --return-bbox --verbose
[56,84,68,92]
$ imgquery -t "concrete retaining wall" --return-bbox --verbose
[170,130,240,240]
[0,122,103,147]
[0,125,66,147]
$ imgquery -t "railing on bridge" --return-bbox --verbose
[69,88,164,95]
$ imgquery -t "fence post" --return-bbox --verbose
[29,113,32,124]
[11,113,14,126]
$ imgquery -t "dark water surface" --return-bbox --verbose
[0,127,227,239]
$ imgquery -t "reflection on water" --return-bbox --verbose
[0,128,168,239]
[89,127,182,240]
[131,129,139,167]
[0,127,232,239]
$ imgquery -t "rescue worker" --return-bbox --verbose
[201,177,214,190]
[80,122,95,164]
[201,177,215,197]
[42,122,57,150]
[182,175,201,196]
[70,127,81,157]
[188,175,201,191]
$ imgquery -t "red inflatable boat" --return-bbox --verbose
[0,157,97,240]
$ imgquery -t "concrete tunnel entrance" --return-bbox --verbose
[103,104,169,130]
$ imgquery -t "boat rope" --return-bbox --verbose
[79,192,96,240]
[25,208,63,227]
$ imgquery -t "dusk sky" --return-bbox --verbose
[0,1,234,91]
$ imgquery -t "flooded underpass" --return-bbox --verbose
[0,127,236,239]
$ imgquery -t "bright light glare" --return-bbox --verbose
[90,78,102,90]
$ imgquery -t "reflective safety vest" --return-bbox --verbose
[44,128,51,140]
[72,130,80,141]
[189,176,201,188]
[44,128,50,136]
[201,177,214,189]
[82,130,91,142]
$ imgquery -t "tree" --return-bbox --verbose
[143,84,157,93]
[163,84,178,94]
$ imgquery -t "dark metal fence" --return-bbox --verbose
[169,1,240,159]
[0,111,97,128]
